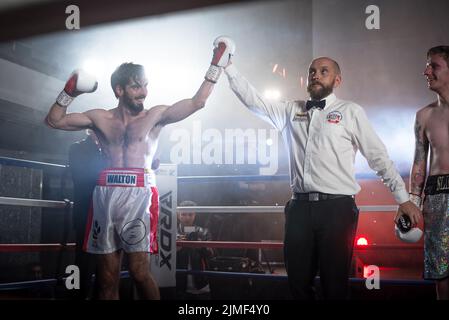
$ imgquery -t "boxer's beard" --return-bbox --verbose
[123,93,144,113]
[307,80,335,100]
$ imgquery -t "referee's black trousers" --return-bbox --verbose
[284,196,359,300]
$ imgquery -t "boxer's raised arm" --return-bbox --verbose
[45,70,98,131]
[156,80,213,126]
[45,105,94,131]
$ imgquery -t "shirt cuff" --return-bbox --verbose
[224,64,238,79]
[394,189,410,205]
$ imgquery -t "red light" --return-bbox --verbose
[356,236,369,246]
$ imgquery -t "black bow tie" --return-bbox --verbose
[305,99,326,110]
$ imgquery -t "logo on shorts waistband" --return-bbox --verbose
[436,175,449,192]
[106,174,137,186]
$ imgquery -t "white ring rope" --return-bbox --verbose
[177,205,398,214]
[0,196,71,209]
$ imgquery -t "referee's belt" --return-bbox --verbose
[292,192,353,202]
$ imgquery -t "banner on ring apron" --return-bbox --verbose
[151,164,177,287]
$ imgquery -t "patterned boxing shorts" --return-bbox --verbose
[423,174,449,280]
[83,168,159,254]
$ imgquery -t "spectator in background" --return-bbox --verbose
[176,200,215,300]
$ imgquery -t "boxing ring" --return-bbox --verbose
[0,156,435,299]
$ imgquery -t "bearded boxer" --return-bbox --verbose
[221,37,421,299]
[45,39,233,300]
[402,45,449,300]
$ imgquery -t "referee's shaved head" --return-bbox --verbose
[311,57,341,75]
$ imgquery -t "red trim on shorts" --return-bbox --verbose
[149,186,159,254]
[82,198,94,251]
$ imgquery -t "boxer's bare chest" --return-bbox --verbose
[425,106,449,173]
[97,110,161,154]
[426,107,449,150]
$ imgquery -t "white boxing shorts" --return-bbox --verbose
[83,168,159,254]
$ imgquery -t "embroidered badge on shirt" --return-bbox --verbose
[326,111,342,124]
[293,112,308,122]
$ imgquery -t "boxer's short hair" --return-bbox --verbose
[111,62,145,98]
[427,46,449,67]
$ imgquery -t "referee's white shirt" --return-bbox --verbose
[225,64,409,204]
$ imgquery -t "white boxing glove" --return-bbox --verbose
[211,36,236,67]
[394,215,423,243]
[395,225,423,243]
[56,69,98,107]
[205,36,236,83]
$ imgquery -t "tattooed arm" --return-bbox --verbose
[393,111,428,225]
[410,111,429,199]
[394,110,428,226]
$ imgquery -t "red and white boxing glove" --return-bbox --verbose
[205,36,236,83]
[56,69,98,107]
